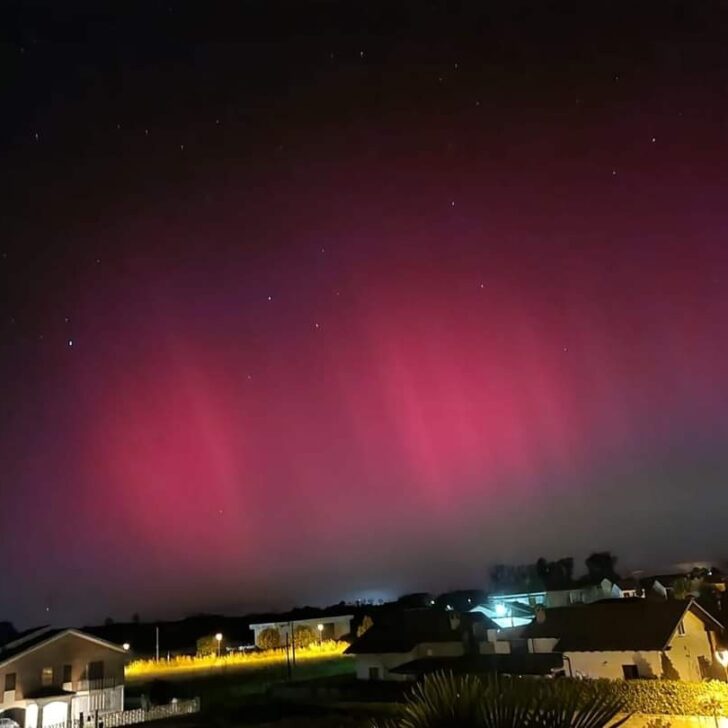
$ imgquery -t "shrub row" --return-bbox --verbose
[576,678,728,716]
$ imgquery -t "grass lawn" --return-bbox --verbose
[126,654,378,725]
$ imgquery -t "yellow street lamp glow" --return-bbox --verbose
[317,624,324,632]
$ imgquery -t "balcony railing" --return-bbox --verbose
[75,677,120,691]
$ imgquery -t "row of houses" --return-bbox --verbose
[344,598,728,682]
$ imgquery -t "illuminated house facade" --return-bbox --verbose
[471,579,628,628]
[0,628,127,728]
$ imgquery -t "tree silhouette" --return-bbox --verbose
[584,552,620,583]
[536,557,575,589]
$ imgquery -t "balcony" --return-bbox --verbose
[74,677,119,691]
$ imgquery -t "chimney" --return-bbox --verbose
[535,605,546,624]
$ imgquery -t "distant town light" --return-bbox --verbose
[122,643,130,651]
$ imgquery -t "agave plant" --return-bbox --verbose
[375,671,629,728]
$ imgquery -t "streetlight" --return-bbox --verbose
[215,633,223,658]
[317,623,324,644]
[122,643,130,651]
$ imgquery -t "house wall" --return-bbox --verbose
[528,637,559,653]
[354,641,466,681]
[565,650,662,679]
[0,633,125,711]
[664,610,716,681]
[354,652,416,681]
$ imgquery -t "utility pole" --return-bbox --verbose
[289,621,296,668]
[284,632,291,680]
[155,626,160,662]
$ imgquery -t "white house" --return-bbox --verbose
[0,627,128,728]
[344,609,499,681]
[518,598,725,680]
[248,614,354,648]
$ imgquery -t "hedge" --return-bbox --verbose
[575,679,728,716]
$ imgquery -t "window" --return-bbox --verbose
[41,667,53,686]
[368,666,380,680]
[622,665,639,680]
[4,672,16,692]
[677,620,686,636]
[63,664,73,683]
[87,661,104,680]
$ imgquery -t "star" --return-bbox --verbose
[144,129,149,136]
[450,200,455,207]
[611,169,617,176]
[68,339,74,348]
[34,132,39,141]
[314,322,320,329]
[180,144,185,151]
[651,137,656,143]
[359,50,365,58]
[267,295,272,301]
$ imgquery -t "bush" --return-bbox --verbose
[294,625,317,647]
[574,678,728,716]
[258,627,281,649]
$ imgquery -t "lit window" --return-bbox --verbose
[41,667,53,686]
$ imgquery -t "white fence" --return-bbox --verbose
[100,699,201,728]
[41,699,201,728]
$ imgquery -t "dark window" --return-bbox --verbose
[63,664,73,683]
[368,666,380,680]
[41,667,53,686]
[622,665,639,680]
[4,672,16,691]
[88,661,104,680]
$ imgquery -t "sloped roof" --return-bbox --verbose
[345,609,496,655]
[0,628,127,667]
[522,599,723,652]
[0,627,65,661]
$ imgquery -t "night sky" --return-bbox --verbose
[3,0,728,628]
